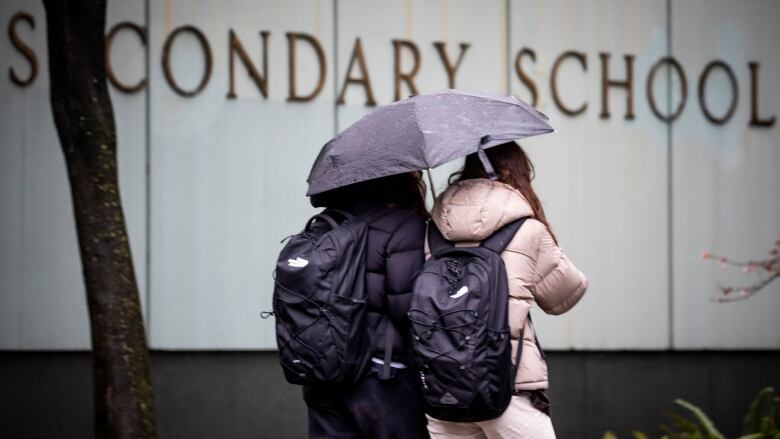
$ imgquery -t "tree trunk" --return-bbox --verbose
[42,0,156,437]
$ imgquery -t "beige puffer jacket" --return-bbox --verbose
[426,178,588,391]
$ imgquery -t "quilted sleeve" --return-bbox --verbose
[531,228,588,315]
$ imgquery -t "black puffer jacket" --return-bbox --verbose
[360,206,425,363]
[310,175,427,365]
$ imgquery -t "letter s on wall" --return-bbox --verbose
[8,12,39,87]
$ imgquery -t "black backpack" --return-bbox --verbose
[269,208,392,386]
[409,217,528,422]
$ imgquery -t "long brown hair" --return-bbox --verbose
[449,142,555,240]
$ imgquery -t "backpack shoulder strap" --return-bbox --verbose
[306,207,379,232]
[326,208,354,222]
[480,216,530,254]
[527,312,545,359]
[380,318,394,380]
[305,211,340,231]
[427,221,453,257]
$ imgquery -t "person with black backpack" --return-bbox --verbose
[410,142,588,438]
[270,172,430,439]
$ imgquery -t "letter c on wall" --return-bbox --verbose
[105,21,147,94]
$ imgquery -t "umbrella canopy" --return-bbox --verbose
[306,89,554,196]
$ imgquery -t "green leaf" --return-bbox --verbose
[773,397,780,430]
[762,415,777,434]
[631,432,650,439]
[744,388,775,434]
[674,399,725,439]
[602,431,619,439]
[664,411,701,434]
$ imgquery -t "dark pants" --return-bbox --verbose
[302,364,429,439]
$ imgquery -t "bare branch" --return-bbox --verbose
[702,238,780,303]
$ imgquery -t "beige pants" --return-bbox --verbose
[426,395,556,439]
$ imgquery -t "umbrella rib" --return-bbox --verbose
[413,100,432,169]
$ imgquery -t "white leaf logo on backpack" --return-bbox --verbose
[287,257,309,268]
[449,285,469,299]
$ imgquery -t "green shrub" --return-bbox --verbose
[602,387,779,439]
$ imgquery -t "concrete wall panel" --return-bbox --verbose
[0,0,148,349]
[147,0,334,349]
[509,0,671,349]
[671,0,780,348]
[1,0,778,351]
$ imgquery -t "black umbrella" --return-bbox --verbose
[306,89,554,197]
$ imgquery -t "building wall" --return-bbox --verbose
[1,0,778,348]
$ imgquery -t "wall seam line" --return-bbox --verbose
[505,0,511,95]
[666,0,675,350]
[19,86,27,348]
[144,0,152,343]
[333,0,339,136]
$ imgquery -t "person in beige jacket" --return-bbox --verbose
[425,141,588,438]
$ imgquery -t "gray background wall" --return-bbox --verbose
[2,0,778,352]
[1,0,779,437]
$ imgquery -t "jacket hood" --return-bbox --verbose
[431,178,535,241]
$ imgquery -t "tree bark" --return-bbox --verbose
[42,0,156,437]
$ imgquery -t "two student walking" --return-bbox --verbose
[269,91,587,438]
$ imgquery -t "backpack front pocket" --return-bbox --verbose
[327,294,369,369]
